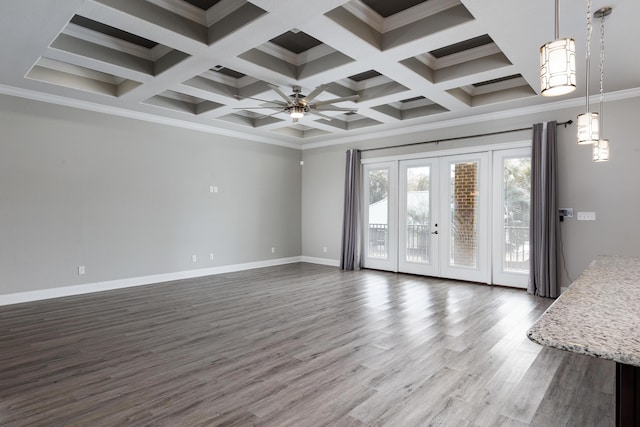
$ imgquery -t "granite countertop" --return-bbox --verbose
[527,255,640,367]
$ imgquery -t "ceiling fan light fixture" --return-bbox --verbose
[290,106,305,119]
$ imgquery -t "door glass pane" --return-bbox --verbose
[503,157,531,272]
[368,168,389,258]
[449,161,478,268]
[405,166,430,263]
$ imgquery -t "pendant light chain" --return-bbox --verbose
[593,7,612,163]
[555,0,560,39]
[598,11,606,135]
[585,0,592,111]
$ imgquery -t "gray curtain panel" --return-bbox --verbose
[528,121,559,298]
[340,149,361,270]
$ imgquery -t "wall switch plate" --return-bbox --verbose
[192,255,197,263]
[78,265,85,275]
[323,246,327,253]
[577,212,596,221]
[209,186,218,193]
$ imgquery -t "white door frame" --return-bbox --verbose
[360,140,531,288]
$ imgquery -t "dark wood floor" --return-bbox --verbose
[0,263,614,426]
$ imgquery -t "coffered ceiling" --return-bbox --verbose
[1,0,638,149]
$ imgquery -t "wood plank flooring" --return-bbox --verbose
[0,263,614,426]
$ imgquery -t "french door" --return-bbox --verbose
[398,159,439,276]
[439,153,489,282]
[492,148,531,288]
[364,153,489,283]
[363,162,397,272]
[363,147,530,287]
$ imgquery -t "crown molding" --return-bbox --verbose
[300,87,640,150]
[3,83,640,152]
[0,84,303,149]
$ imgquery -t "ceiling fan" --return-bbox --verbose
[235,84,359,122]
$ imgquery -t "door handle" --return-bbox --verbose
[431,230,438,235]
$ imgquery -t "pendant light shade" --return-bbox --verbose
[592,139,609,162]
[577,112,599,144]
[540,0,576,96]
[540,38,576,96]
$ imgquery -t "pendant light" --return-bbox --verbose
[577,0,599,144]
[540,0,576,96]
[592,7,612,162]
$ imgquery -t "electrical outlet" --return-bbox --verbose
[271,247,275,254]
[577,212,596,221]
[209,253,214,261]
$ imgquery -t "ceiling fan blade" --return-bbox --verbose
[233,107,283,110]
[304,84,329,103]
[233,94,286,106]
[312,95,359,107]
[309,111,335,121]
[314,106,358,112]
[268,84,293,105]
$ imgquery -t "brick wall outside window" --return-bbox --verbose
[451,162,478,268]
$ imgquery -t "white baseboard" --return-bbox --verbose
[299,256,340,267]
[0,256,304,307]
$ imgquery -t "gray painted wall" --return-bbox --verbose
[2,92,638,296]
[301,96,640,287]
[0,95,302,295]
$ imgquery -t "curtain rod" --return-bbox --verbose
[360,120,573,152]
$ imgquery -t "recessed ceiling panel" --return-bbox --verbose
[430,35,494,59]
[348,70,382,82]
[213,66,246,79]
[269,31,322,54]
[360,0,428,18]
[183,0,222,11]
[70,15,158,49]
[472,74,521,87]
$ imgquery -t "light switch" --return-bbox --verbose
[577,212,596,221]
